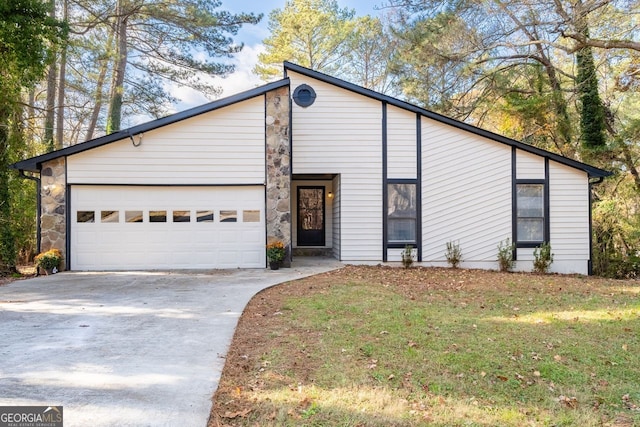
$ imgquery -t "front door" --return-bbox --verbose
[297,186,325,246]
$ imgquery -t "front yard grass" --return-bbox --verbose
[210,266,640,426]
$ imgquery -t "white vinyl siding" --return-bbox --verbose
[387,105,417,179]
[289,71,383,261]
[516,150,545,180]
[549,161,590,274]
[67,97,265,185]
[422,117,512,263]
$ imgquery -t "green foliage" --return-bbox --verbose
[266,240,285,262]
[401,244,415,268]
[0,0,66,90]
[576,44,607,153]
[497,238,515,272]
[592,193,640,279]
[533,242,554,274]
[102,0,262,132]
[595,253,640,279]
[10,175,37,264]
[0,0,65,274]
[34,248,62,271]
[445,240,462,268]
[343,15,397,93]
[0,169,16,274]
[255,0,357,80]
[391,11,478,114]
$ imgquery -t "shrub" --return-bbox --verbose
[401,244,415,268]
[445,241,463,268]
[533,242,553,274]
[34,249,62,272]
[594,252,640,279]
[497,238,515,272]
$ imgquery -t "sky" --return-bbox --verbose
[169,0,385,112]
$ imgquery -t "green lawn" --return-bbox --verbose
[211,266,640,426]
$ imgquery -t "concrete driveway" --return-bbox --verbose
[0,259,342,426]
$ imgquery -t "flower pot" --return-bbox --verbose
[269,261,280,270]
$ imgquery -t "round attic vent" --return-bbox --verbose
[292,84,316,107]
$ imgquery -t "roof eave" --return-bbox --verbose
[283,62,612,179]
[11,78,290,172]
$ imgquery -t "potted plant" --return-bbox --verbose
[34,249,62,275]
[266,240,285,270]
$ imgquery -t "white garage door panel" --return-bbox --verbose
[71,186,266,270]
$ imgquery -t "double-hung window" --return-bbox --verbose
[387,182,417,245]
[516,183,545,244]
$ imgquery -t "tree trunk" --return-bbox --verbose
[44,63,57,151]
[44,0,57,152]
[27,90,36,142]
[85,32,114,141]
[620,143,640,193]
[55,0,68,150]
[107,0,128,134]
[536,50,573,155]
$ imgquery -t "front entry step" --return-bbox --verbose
[292,247,333,257]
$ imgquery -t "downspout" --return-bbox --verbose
[588,176,605,276]
[18,170,42,254]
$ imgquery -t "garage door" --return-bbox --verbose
[70,185,265,270]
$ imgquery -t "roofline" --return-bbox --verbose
[12,78,291,173]
[283,61,612,178]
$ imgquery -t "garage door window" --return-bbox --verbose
[125,211,143,223]
[196,210,214,222]
[243,210,260,222]
[173,210,191,222]
[101,210,119,223]
[77,211,95,223]
[220,210,237,222]
[150,210,167,222]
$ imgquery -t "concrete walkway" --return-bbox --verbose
[0,258,342,426]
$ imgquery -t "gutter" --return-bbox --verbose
[18,170,41,254]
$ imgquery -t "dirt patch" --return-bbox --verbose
[0,276,15,287]
[0,266,37,287]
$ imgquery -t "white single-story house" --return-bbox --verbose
[13,62,610,274]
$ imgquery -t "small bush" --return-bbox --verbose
[34,249,62,272]
[445,241,463,268]
[497,238,515,272]
[594,253,640,279]
[401,244,415,269]
[533,242,553,274]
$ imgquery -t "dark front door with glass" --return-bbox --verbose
[297,186,325,246]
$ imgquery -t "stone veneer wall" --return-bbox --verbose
[265,86,292,267]
[40,157,67,270]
